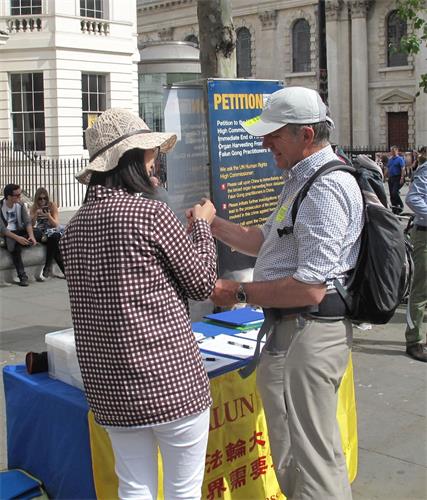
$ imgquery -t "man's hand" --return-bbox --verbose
[210,279,240,307]
[15,235,32,246]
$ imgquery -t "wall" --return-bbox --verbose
[0,0,139,157]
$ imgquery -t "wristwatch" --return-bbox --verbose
[236,283,247,304]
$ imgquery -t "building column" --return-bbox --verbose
[325,0,344,144]
[350,0,371,146]
[257,11,278,79]
[414,41,427,146]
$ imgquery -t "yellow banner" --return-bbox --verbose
[89,356,357,499]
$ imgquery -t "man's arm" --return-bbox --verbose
[1,228,31,246]
[406,167,427,217]
[211,277,326,309]
[210,216,265,257]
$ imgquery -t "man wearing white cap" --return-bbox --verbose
[201,87,364,499]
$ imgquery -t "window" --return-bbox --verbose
[236,28,251,78]
[184,34,199,47]
[80,0,103,19]
[82,73,107,148]
[11,0,42,15]
[292,19,311,73]
[387,10,408,67]
[10,73,45,151]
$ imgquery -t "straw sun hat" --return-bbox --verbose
[76,108,177,184]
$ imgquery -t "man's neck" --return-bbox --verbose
[5,198,14,208]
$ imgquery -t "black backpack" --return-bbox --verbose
[284,156,410,324]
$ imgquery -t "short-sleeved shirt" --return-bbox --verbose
[2,204,18,230]
[254,146,364,287]
[387,155,405,177]
[60,185,217,427]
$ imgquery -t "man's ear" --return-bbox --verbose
[302,125,315,144]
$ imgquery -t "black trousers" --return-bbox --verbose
[33,228,64,273]
[5,229,29,280]
[388,175,403,211]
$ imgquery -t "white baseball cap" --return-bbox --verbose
[242,86,335,137]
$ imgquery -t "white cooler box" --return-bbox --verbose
[45,328,84,391]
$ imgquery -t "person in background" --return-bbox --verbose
[386,145,405,214]
[0,184,37,286]
[379,153,389,179]
[404,146,427,362]
[30,187,65,279]
[60,108,217,500]
[189,87,363,499]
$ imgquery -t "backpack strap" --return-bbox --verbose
[277,160,356,237]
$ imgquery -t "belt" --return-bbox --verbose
[238,291,347,379]
[415,225,427,232]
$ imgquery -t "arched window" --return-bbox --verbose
[236,27,251,78]
[184,34,199,47]
[292,19,311,73]
[387,10,408,67]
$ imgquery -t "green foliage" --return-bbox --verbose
[396,0,427,94]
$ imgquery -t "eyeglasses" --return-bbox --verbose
[11,192,21,198]
[38,196,47,200]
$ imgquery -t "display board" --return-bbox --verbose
[163,85,210,225]
[206,79,283,276]
[162,79,284,277]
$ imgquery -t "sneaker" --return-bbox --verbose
[42,267,52,278]
[406,343,427,362]
[19,277,29,287]
[36,272,46,282]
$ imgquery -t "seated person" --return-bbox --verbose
[30,187,65,279]
[0,184,37,286]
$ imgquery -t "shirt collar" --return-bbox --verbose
[86,184,130,202]
[284,145,336,181]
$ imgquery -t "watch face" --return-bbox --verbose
[236,286,247,303]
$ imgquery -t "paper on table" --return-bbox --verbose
[200,352,241,373]
[193,331,205,342]
[199,334,257,359]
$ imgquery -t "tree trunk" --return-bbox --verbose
[197,0,236,78]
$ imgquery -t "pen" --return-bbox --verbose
[204,357,216,361]
[227,340,252,349]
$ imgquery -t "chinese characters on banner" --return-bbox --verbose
[202,369,284,500]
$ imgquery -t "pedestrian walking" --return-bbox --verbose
[386,145,405,214]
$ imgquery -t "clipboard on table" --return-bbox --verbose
[204,308,264,328]
[192,321,239,338]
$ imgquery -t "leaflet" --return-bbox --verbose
[199,334,258,359]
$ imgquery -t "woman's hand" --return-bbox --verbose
[191,198,216,225]
[36,208,48,218]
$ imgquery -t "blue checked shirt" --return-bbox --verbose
[406,161,427,227]
[253,145,364,288]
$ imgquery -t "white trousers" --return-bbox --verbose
[106,409,210,500]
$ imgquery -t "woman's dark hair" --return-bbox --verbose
[87,148,155,199]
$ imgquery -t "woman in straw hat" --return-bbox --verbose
[60,108,217,500]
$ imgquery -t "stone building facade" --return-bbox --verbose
[137,0,427,148]
[0,0,139,158]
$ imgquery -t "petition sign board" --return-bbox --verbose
[206,80,283,276]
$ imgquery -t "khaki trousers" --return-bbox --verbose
[256,316,353,500]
